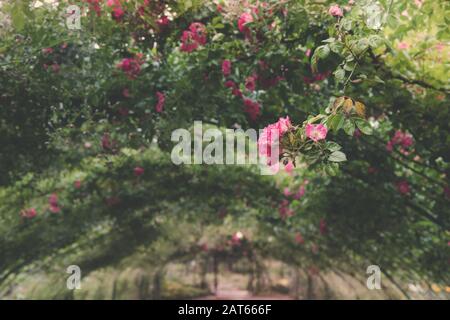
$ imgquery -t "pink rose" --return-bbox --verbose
[155,91,165,113]
[243,98,261,121]
[275,116,292,134]
[435,42,445,52]
[48,193,61,213]
[122,88,131,98]
[258,117,292,164]
[232,88,243,97]
[21,208,37,219]
[134,166,145,177]
[284,161,294,175]
[222,59,232,77]
[319,219,327,235]
[49,205,61,213]
[51,63,60,73]
[49,193,58,207]
[328,5,343,17]
[305,48,311,57]
[238,12,253,35]
[117,57,142,79]
[283,187,291,196]
[293,186,305,200]
[414,0,424,8]
[224,80,236,88]
[106,0,117,6]
[295,232,304,244]
[180,23,207,52]
[279,200,294,219]
[386,140,394,152]
[401,135,414,148]
[112,6,125,20]
[397,42,409,50]
[231,232,244,245]
[305,124,328,142]
[42,47,53,55]
[189,22,207,45]
[86,0,102,16]
[388,130,414,151]
[258,125,277,161]
[245,75,257,91]
[180,31,199,52]
[396,180,410,195]
[156,16,169,28]
[101,133,112,150]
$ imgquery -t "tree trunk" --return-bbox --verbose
[213,254,219,293]
[153,269,164,299]
[306,274,314,300]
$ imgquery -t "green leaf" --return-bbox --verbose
[322,38,336,43]
[372,76,385,84]
[387,15,397,28]
[326,141,342,152]
[329,41,344,54]
[364,3,384,30]
[343,119,356,136]
[11,2,26,31]
[332,114,345,131]
[325,162,339,176]
[334,68,345,82]
[212,33,224,41]
[212,16,222,25]
[368,35,384,49]
[343,61,356,71]
[341,18,352,31]
[328,151,347,162]
[311,45,330,73]
[355,119,373,135]
[353,38,369,55]
[316,45,330,59]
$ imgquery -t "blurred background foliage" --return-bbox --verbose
[0,0,448,299]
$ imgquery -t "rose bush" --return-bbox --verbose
[0,0,448,298]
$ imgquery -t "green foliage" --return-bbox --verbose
[0,0,449,298]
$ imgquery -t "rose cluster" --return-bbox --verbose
[180,22,207,53]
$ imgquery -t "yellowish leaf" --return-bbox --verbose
[355,101,366,117]
[431,284,441,293]
[343,98,354,113]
